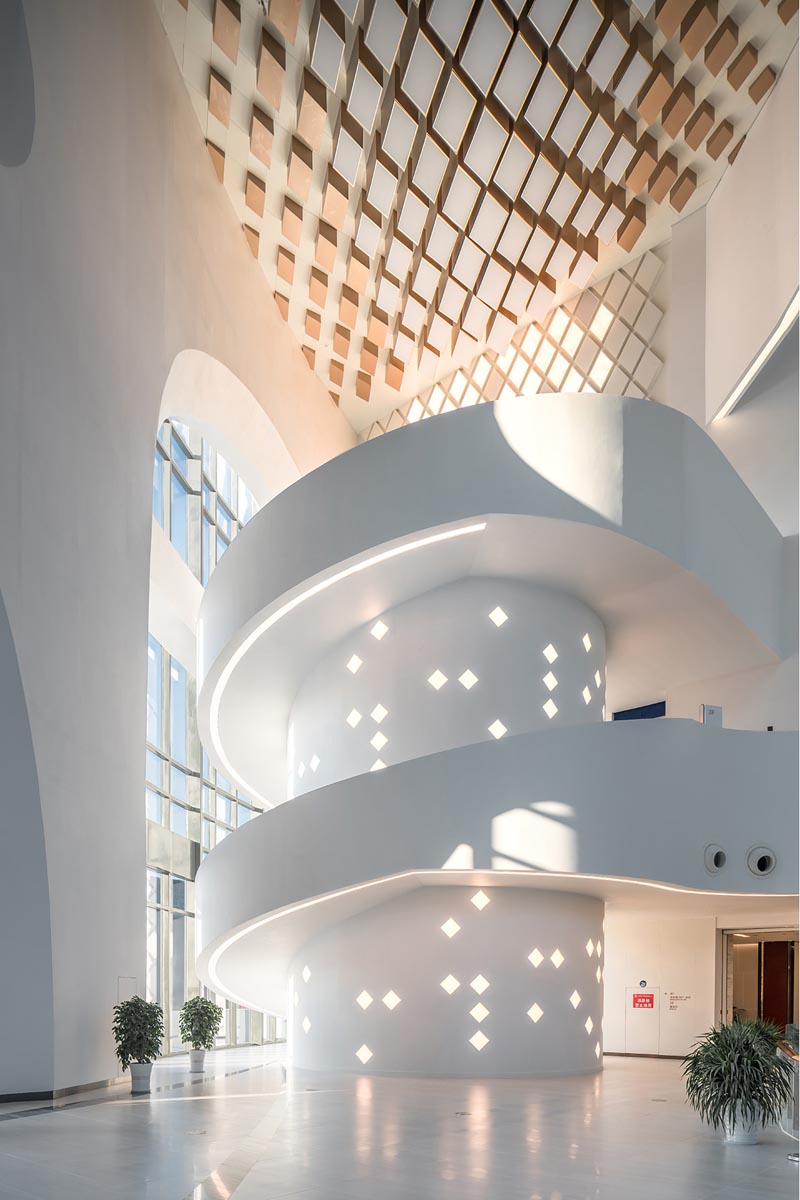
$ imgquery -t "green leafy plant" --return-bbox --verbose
[112,996,164,1071]
[683,1019,794,1132]
[179,995,223,1051]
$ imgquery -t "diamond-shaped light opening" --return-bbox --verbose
[356,1044,373,1064]
[489,606,508,626]
[370,730,388,751]
[347,654,363,674]
[370,619,388,641]
[302,1016,311,1033]
[347,708,362,728]
[595,1042,601,1059]
[469,1030,489,1051]
[441,917,461,938]
[595,670,602,688]
[440,974,460,994]
[585,1016,594,1034]
[470,974,490,995]
[528,1002,544,1023]
[459,669,479,689]
[298,762,306,778]
[597,941,603,957]
[528,948,544,968]
[302,965,311,982]
[543,643,558,663]
[582,686,592,705]
[428,668,448,690]
[586,939,594,956]
[582,633,592,651]
[356,990,373,1010]
[382,990,401,1010]
[471,889,490,911]
[543,698,558,719]
[371,703,388,723]
[570,990,581,1009]
[370,758,386,771]
[310,754,320,771]
[293,992,299,1007]
[488,719,507,739]
[470,1002,490,1022]
[550,949,564,968]
[596,965,602,982]
[543,671,558,691]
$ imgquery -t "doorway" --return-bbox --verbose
[723,929,799,1031]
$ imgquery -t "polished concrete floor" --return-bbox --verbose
[0,1047,796,1199]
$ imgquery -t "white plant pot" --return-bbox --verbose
[724,1106,760,1144]
[189,1049,206,1073]
[130,1062,153,1095]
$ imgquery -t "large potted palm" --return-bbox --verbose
[179,995,223,1072]
[112,996,164,1094]
[683,1019,794,1143]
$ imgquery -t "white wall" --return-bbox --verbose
[0,0,353,1094]
[603,913,717,1056]
[290,578,605,798]
[666,654,798,732]
[290,886,604,1077]
[705,46,799,422]
[667,208,706,426]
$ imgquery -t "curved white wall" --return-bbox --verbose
[289,886,604,1077]
[290,579,605,798]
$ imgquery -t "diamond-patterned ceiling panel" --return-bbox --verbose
[159,0,797,433]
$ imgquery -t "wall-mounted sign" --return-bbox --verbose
[633,993,655,1009]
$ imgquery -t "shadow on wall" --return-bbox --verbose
[0,1,35,167]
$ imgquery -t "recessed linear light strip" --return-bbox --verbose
[206,867,796,1008]
[712,291,799,422]
[208,522,487,805]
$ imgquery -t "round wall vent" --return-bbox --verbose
[746,846,776,877]
[703,845,727,873]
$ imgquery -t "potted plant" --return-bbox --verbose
[683,1019,794,1144]
[112,996,164,1094]
[179,995,223,1072]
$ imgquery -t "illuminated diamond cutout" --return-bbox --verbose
[488,719,507,739]
[382,990,401,1010]
[543,699,558,720]
[310,754,320,772]
[595,1042,601,1059]
[293,992,299,1008]
[347,654,363,674]
[582,633,592,651]
[459,669,478,689]
[440,974,461,994]
[586,939,594,956]
[582,687,592,705]
[347,708,362,728]
[528,1003,544,1023]
[356,1044,373,1064]
[302,965,311,982]
[371,703,387,723]
[428,669,448,690]
[469,1030,489,1051]
[370,730,388,752]
[595,670,602,688]
[543,671,558,691]
[550,949,564,968]
[528,948,544,968]
[298,762,305,778]
[470,1002,490,1022]
[543,643,558,664]
[441,918,461,938]
[489,606,508,627]
[471,890,490,911]
[596,966,602,982]
[370,619,388,641]
[570,990,581,1009]
[301,1016,311,1033]
[370,758,386,771]
[597,941,603,958]
[585,1016,594,1034]
[356,990,373,1010]
[470,974,490,995]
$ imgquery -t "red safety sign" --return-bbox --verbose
[632,993,655,1009]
